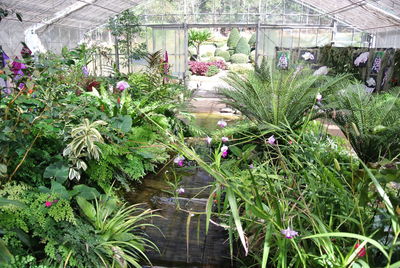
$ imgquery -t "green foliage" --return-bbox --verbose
[248,33,256,48]
[219,67,350,130]
[230,53,249,63]
[215,49,230,61]
[227,28,241,49]
[205,65,220,77]
[325,85,400,162]
[228,48,235,56]
[235,37,250,55]
[74,196,158,267]
[188,29,212,60]
[319,45,359,76]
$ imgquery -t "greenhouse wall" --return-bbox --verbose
[374,30,400,48]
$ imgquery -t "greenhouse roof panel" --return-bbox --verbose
[300,0,400,32]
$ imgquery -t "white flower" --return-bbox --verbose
[221,137,229,142]
[206,136,212,144]
[316,93,322,102]
[301,51,314,61]
[354,52,369,66]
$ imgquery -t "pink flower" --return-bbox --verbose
[174,155,185,167]
[45,201,52,207]
[221,145,229,158]
[221,136,229,142]
[289,140,293,145]
[206,136,212,145]
[354,243,366,257]
[116,81,129,91]
[281,227,298,239]
[52,199,58,203]
[268,135,276,145]
[176,188,185,194]
[217,120,227,128]
[249,164,254,169]
[316,93,322,102]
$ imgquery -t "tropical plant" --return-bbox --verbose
[325,84,400,162]
[63,118,107,181]
[75,196,158,268]
[188,29,212,60]
[219,67,350,130]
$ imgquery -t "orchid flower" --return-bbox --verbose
[217,120,227,128]
[206,136,212,145]
[174,155,185,167]
[116,81,129,91]
[267,135,276,145]
[281,227,299,239]
[221,136,229,142]
[221,145,229,158]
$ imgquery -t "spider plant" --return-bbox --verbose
[76,195,158,268]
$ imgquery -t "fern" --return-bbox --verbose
[325,85,400,162]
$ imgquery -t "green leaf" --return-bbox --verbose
[50,181,70,199]
[0,164,7,175]
[112,115,132,133]
[72,184,100,200]
[302,232,388,259]
[0,239,12,264]
[43,161,69,183]
[226,187,248,255]
[76,196,96,222]
[0,197,26,208]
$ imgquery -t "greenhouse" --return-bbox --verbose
[1,0,400,267]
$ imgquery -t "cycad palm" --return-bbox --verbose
[326,85,400,162]
[218,67,350,130]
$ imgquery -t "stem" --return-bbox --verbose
[9,133,40,180]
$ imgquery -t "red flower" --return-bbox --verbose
[354,243,366,257]
[86,81,100,91]
[45,201,52,207]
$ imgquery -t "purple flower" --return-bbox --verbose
[281,227,299,239]
[267,135,276,145]
[116,81,129,91]
[176,188,185,194]
[221,145,229,158]
[221,136,229,142]
[1,51,10,67]
[2,88,11,95]
[82,66,89,77]
[18,83,25,89]
[316,93,322,102]
[173,155,185,167]
[249,164,254,169]
[206,136,212,145]
[217,120,227,128]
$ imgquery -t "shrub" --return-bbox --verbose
[188,60,227,76]
[235,37,250,55]
[201,51,214,58]
[229,64,253,75]
[206,65,220,77]
[209,56,226,62]
[248,33,256,48]
[228,48,235,56]
[230,53,249,64]
[227,28,240,48]
[215,49,231,61]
